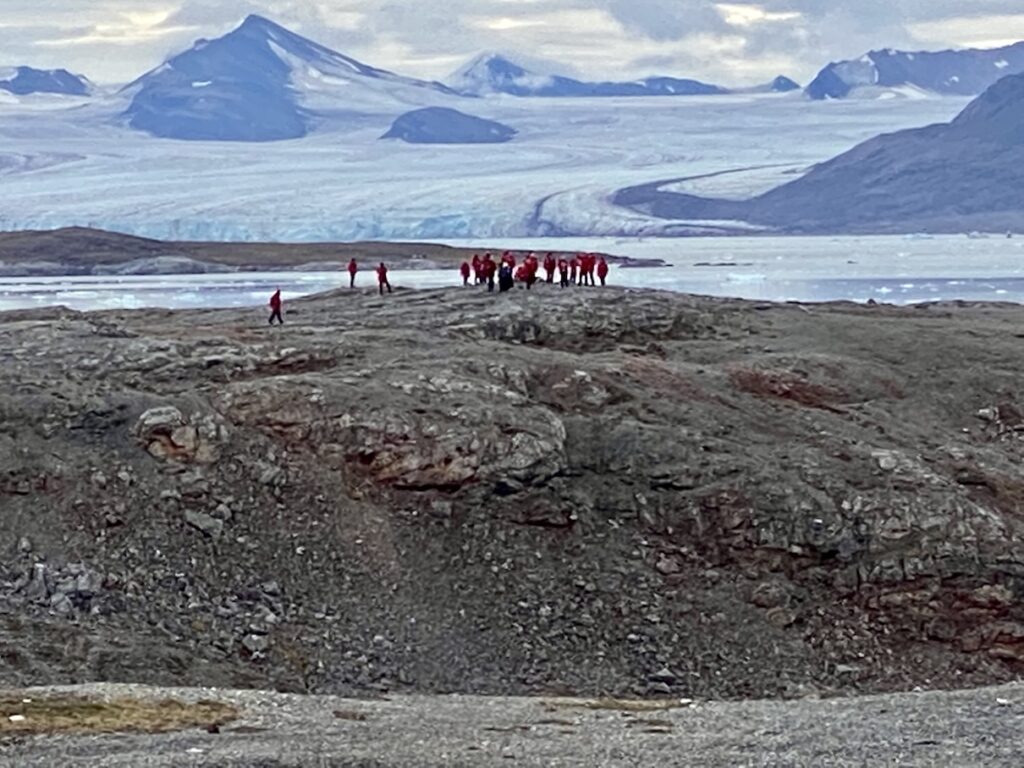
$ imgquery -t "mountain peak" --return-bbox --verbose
[124,14,454,142]
[951,72,1024,144]
[0,66,90,96]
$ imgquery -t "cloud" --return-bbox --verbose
[1,0,1024,87]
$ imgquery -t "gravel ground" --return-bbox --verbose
[2,682,1024,767]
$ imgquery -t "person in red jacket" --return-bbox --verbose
[471,254,482,284]
[558,259,569,288]
[376,262,392,295]
[597,257,609,286]
[347,258,358,288]
[580,253,593,286]
[524,254,539,290]
[460,261,471,286]
[503,251,516,269]
[483,253,496,292]
[268,289,283,325]
[569,257,579,285]
[543,253,556,283]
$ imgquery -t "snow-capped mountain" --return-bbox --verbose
[0,67,91,96]
[449,54,726,97]
[381,107,517,144]
[123,15,457,142]
[806,42,1024,100]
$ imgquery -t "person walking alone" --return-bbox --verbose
[597,257,609,287]
[268,289,284,325]
[376,262,392,295]
[460,261,471,286]
[347,258,358,288]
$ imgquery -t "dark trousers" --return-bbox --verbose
[269,308,283,325]
[559,273,569,288]
[350,274,356,288]
[600,276,606,286]
[379,280,392,295]
[487,276,495,292]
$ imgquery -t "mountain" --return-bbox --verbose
[806,42,1024,100]
[0,67,90,96]
[616,73,1024,233]
[123,15,456,142]
[381,107,516,144]
[735,75,802,95]
[760,75,801,93]
[449,54,726,97]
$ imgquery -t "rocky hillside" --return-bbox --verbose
[2,286,1024,700]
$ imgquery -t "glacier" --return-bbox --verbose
[0,91,968,241]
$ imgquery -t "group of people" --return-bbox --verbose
[461,251,610,293]
[268,251,610,324]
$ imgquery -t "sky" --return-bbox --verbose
[4,1,1024,86]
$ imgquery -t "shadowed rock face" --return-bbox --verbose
[806,42,1024,99]
[3,287,1024,699]
[381,108,517,144]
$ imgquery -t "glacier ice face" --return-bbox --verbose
[0,88,969,242]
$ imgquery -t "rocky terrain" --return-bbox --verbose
[0,228,637,277]
[4,681,1024,766]
[2,284,1024,706]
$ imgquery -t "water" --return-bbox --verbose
[4,234,1024,312]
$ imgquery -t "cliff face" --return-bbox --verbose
[3,286,1024,698]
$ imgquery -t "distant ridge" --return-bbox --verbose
[806,42,1024,99]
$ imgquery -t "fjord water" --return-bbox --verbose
[4,234,1024,312]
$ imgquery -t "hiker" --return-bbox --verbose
[503,251,516,269]
[558,259,569,288]
[347,258,358,288]
[472,254,482,284]
[587,254,598,286]
[597,257,609,286]
[524,254,539,290]
[483,254,496,292]
[268,289,283,325]
[569,257,579,285]
[499,263,515,293]
[376,262,392,295]
[543,253,556,283]
[460,261,471,286]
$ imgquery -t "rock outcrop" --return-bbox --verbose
[2,287,1024,699]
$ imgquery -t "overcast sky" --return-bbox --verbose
[5,1,1024,86]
